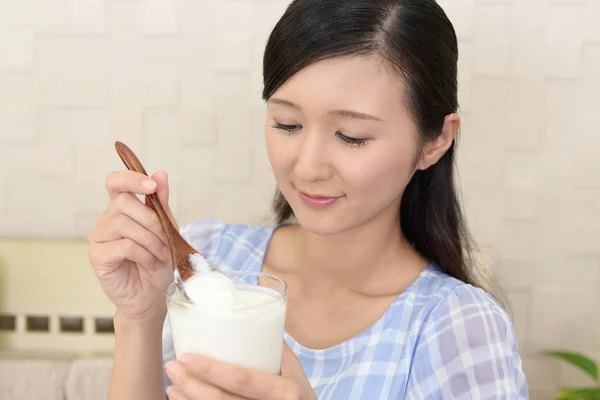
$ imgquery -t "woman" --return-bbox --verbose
[88,0,529,398]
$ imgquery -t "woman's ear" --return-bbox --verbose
[417,113,461,171]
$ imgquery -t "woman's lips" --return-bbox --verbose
[299,192,343,209]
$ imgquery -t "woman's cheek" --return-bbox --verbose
[266,133,298,176]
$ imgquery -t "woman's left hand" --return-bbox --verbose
[165,342,317,400]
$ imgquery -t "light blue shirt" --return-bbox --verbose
[162,219,529,399]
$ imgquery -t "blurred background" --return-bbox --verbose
[0,0,598,399]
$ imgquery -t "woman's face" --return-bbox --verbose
[264,55,423,235]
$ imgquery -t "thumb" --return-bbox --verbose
[280,341,304,377]
[149,170,178,229]
[281,342,316,400]
[151,170,170,205]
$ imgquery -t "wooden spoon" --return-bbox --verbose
[114,141,207,301]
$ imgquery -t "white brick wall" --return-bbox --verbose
[0,0,598,397]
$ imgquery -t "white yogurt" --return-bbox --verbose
[167,271,287,374]
[182,270,237,308]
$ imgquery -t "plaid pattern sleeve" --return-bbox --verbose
[405,285,529,399]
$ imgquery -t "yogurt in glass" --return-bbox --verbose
[166,270,287,374]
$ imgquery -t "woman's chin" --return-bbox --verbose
[291,207,350,237]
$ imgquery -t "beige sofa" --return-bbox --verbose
[0,239,116,399]
[0,349,113,400]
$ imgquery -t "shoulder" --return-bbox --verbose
[408,267,507,324]
[179,218,275,271]
[413,268,517,354]
[406,269,528,399]
[421,269,509,331]
[420,283,518,358]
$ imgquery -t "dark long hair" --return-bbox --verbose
[262,0,482,287]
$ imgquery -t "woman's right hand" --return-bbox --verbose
[88,170,176,323]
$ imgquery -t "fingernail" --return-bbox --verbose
[166,361,181,378]
[166,386,179,399]
[142,179,156,190]
[179,353,192,365]
[162,247,171,260]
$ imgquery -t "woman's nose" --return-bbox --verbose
[293,130,333,183]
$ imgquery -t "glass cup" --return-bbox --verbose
[166,271,287,374]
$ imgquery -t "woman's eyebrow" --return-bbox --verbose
[269,97,383,122]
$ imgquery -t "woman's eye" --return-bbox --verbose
[272,122,301,133]
[336,132,367,147]
[271,122,367,147]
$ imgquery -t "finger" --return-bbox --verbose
[90,239,163,274]
[166,386,245,400]
[150,170,178,230]
[152,170,170,205]
[166,363,246,400]
[168,386,246,400]
[166,386,191,400]
[91,213,170,262]
[105,170,157,201]
[177,355,299,400]
[166,386,189,400]
[100,193,168,247]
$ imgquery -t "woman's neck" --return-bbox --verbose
[292,211,428,297]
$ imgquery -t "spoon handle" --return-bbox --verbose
[114,141,178,268]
